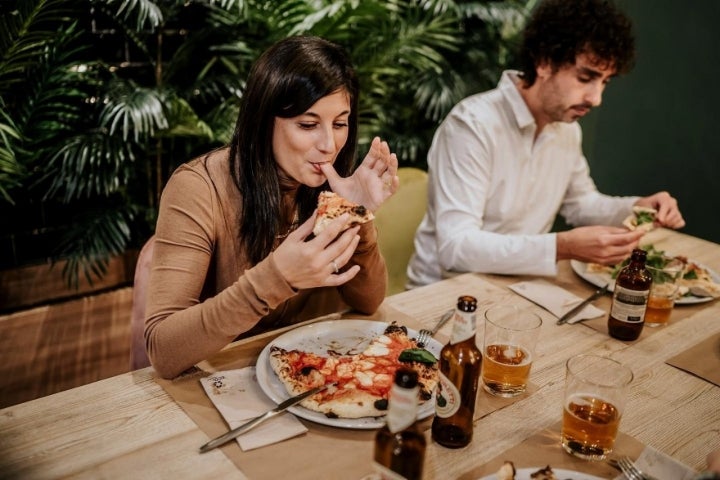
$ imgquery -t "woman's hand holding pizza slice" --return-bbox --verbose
[273,212,361,290]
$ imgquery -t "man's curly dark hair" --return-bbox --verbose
[518,0,635,87]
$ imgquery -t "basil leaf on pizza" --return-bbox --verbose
[398,348,437,365]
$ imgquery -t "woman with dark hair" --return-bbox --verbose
[145,36,398,379]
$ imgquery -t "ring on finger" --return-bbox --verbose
[331,260,339,274]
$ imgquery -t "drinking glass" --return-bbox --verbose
[481,305,542,397]
[561,355,633,460]
[645,263,682,327]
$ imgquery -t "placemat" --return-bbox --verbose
[154,304,529,479]
[666,332,720,387]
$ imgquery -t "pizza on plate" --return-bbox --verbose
[268,322,438,419]
[622,206,657,232]
[313,191,374,236]
[585,245,720,299]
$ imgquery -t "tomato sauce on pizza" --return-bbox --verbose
[269,323,438,419]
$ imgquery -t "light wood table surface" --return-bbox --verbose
[1,229,719,479]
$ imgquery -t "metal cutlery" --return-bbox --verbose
[556,283,609,325]
[610,456,659,480]
[417,309,454,347]
[199,382,334,453]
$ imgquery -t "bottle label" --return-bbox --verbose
[610,285,649,323]
[434,371,461,418]
[372,462,408,480]
[450,310,476,344]
[386,384,419,433]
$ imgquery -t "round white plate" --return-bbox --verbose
[570,259,719,305]
[478,467,603,480]
[255,319,443,429]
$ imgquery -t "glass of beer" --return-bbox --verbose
[561,355,633,460]
[645,263,682,327]
[481,305,542,397]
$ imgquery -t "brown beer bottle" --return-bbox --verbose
[431,295,482,448]
[373,368,426,480]
[608,248,653,341]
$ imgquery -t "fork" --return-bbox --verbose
[616,456,658,480]
[417,309,454,347]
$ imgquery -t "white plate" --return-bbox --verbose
[478,467,604,480]
[570,259,720,305]
[255,319,443,429]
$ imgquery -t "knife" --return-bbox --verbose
[556,284,609,325]
[199,382,334,453]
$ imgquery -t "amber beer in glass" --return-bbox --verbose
[644,263,682,327]
[482,305,542,397]
[561,355,633,460]
[431,295,482,448]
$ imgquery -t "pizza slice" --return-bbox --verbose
[622,206,658,232]
[269,323,438,419]
[677,262,720,298]
[312,191,374,236]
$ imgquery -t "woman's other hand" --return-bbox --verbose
[273,212,362,289]
[320,136,399,212]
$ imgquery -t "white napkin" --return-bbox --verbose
[199,367,308,451]
[613,446,697,480]
[508,280,605,324]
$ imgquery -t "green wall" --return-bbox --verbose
[581,0,720,244]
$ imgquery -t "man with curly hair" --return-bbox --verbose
[407,0,685,286]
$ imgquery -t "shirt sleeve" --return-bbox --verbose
[558,125,638,226]
[430,113,559,277]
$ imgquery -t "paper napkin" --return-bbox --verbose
[613,446,697,480]
[508,280,605,324]
[199,367,308,451]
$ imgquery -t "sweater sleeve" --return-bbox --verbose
[145,166,298,379]
[338,220,387,313]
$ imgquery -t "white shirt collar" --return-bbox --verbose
[498,70,536,130]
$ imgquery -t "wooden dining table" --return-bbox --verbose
[2,228,719,479]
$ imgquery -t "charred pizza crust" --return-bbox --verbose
[269,323,438,419]
[530,465,557,480]
[313,191,374,236]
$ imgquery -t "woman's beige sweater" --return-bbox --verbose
[145,148,387,378]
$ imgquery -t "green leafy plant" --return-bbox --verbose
[0,0,530,287]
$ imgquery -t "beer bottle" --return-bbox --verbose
[608,248,653,341]
[373,368,426,480]
[431,295,482,448]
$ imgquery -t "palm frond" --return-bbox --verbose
[0,103,23,203]
[100,83,169,142]
[159,94,215,140]
[0,0,76,95]
[43,132,136,202]
[97,0,164,31]
[56,204,136,288]
[208,0,248,16]
[204,99,240,145]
